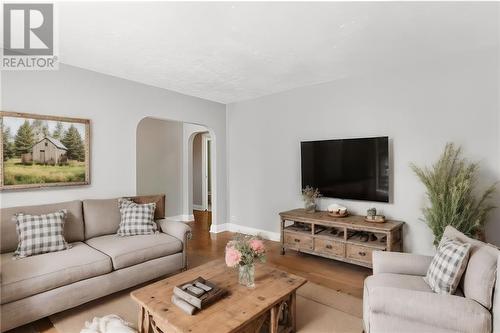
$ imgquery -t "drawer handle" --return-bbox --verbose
[294,238,301,243]
[325,245,333,249]
[358,251,366,256]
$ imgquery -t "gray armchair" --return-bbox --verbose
[363,226,500,333]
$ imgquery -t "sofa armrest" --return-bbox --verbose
[157,219,192,270]
[372,252,432,276]
[369,287,491,333]
[157,219,192,243]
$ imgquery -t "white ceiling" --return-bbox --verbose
[58,2,499,103]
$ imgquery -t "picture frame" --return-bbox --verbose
[0,111,91,190]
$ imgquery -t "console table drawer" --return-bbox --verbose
[284,232,313,251]
[314,238,345,257]
[346,244,376,264]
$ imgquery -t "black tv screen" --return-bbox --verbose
[301,137,389,202]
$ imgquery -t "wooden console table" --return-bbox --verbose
[279,209,404,268]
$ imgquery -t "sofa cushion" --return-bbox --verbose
[1,200,84,253]
[443,225,499,309]
[365,273,434,294]
[1,242,112,304]
[83,199,121,239]
[85,233,182,270]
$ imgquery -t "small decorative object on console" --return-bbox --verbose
[225,235,266,288]
[302,186,321,213]
[365,215,386,223]
[366,207,386,223]
[367,207,377,217]
[327,203,348,217]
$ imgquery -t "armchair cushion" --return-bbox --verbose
[372,251,432,276]
[463,246,498,310]
[365,273,433,294]
[368,286,491,333]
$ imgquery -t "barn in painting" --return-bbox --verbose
[30,137,68,165]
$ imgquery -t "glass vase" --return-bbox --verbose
[238,264,255,288]
[304,199,316,213]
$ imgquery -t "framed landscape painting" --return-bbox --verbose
[0,111,90,190]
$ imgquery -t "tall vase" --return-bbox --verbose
[239,264,255,288]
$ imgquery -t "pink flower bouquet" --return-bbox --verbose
[225,235,266,287]
[225,235,266,267]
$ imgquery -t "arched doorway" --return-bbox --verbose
[136,117,216,228]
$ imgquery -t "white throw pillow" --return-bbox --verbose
[117,198,157,236]
[424,236,471,294]
[14,209,70,258]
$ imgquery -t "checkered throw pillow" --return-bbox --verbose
[117,198,158,236]
[13,210,70,259]
[424,236,471,294]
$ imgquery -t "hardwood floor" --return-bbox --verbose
[7,210,369,333]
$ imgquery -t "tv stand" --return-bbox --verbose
[279,209,404,268]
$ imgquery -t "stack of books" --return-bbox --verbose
[171,276,227,315]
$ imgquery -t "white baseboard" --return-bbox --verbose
[209,223,280,242]
[209,223,228,233]
[193,204,205,211]
[165,214,194,223]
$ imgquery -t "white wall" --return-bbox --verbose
[136,118,183,217]
[227,49,500,255]
[1,64,227,228]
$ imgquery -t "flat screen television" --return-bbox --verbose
[301,136,389,202]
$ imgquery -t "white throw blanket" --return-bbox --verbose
[80,315,137,333]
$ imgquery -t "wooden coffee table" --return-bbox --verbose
[131,259,307,333]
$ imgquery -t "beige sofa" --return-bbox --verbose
[0,198,191,332]
[364,225,500,333]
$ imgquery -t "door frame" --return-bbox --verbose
[201,133,211,211]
